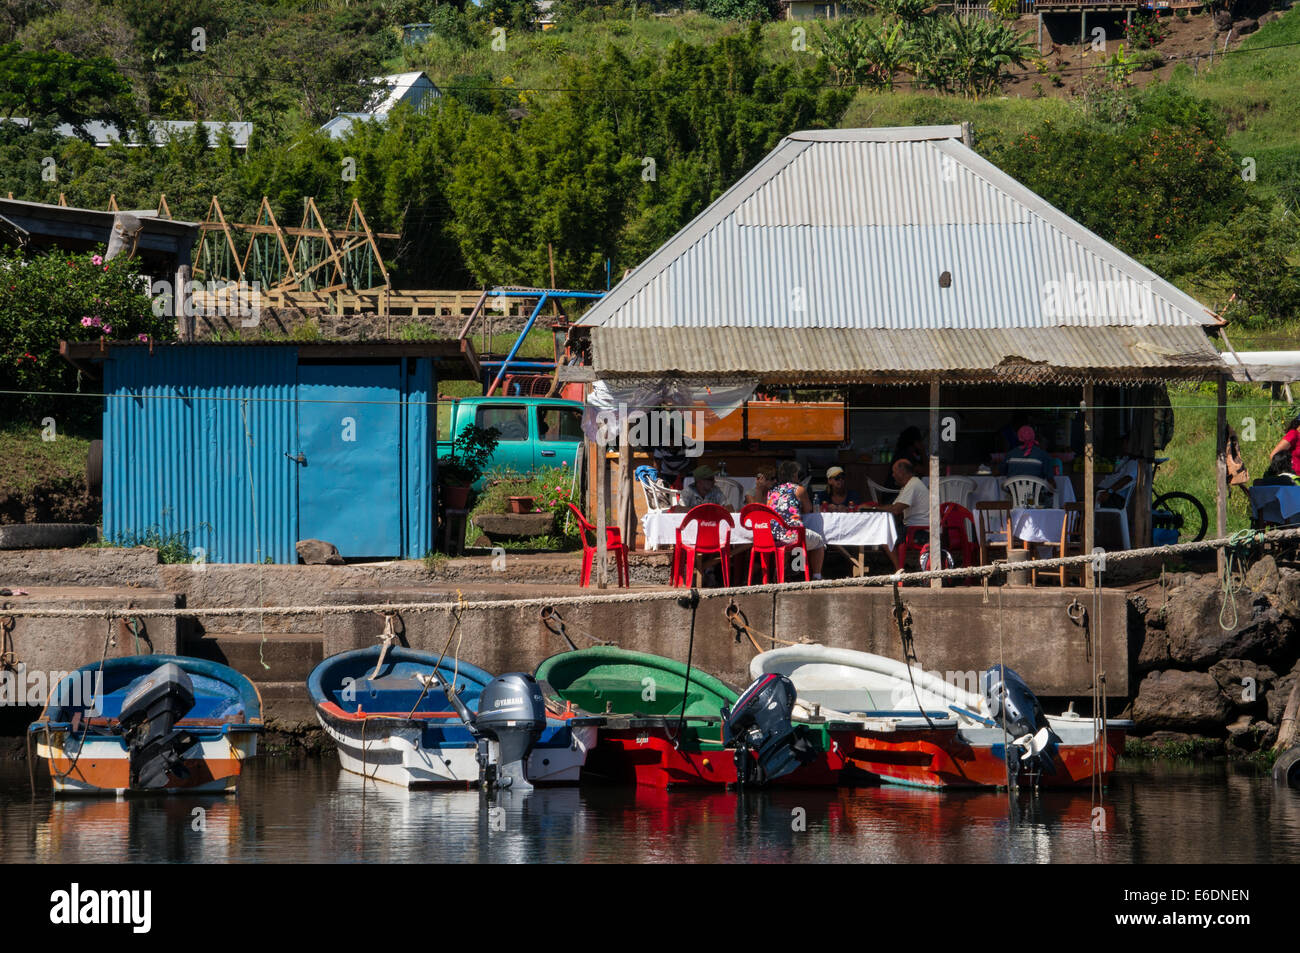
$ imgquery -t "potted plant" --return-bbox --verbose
[438,425,500,510]
[508,496,536,514]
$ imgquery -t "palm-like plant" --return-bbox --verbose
[910,15,1035,97]
[817,18,909,90]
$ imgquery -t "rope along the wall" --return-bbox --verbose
[3,527,1297,620]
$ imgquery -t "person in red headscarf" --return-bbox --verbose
[1006,425,1056,481]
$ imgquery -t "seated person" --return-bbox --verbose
[767,460,827,579]
[679,465,727,509]
[880,459,930,566]
[1005,425,1055,482]
[745,464,776,506]
[1098,455,1142,508]
[815,466,860,511]
[1268,417,1300,476]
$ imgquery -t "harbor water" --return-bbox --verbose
[2,758,1298,864]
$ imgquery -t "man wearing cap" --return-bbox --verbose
[680,465,727,509]
[816,466,860,512]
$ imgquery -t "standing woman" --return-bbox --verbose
[1268,417,1300,475]
[767,461,826,579]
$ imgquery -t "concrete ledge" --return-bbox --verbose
[0,587,181,673]
[322,585,1129,699]
[0,524,98,550]
[0,547,162,588]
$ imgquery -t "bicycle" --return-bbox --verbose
[1150,457,1208,543]
[1097,456,1208,544]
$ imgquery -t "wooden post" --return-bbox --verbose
[1216,374,1229,574]
[1037,11,1043,53]
[596,442,610,588]
[1084,384,1096,589]
[1133,385,1154,549]
[1080,10,1085,56]
[618,414,634,553]
[929,380,942,588]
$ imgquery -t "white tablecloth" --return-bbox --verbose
[642,511,898,550]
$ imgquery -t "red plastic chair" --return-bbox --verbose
[566,502,629,588]
[672,503,735,588]
[939,502,979,576]
[896,525,930,571]
[739,503,809,584]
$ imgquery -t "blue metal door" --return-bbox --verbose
[297,363,403,557]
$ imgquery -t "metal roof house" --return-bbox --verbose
[63,340,479,564]
[321,72,442,140]
[576,125,1225,384]
[572,124,1234,583]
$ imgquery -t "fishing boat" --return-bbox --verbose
[308,646,600,789]
[29,654,263,795]
[534,646,851,788]
[750,645,1130,790]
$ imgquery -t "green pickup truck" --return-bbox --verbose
[437,396,586,481]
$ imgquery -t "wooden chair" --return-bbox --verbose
[1033,502,1085,587]
[1002,475,1054,508]
[976,500,1016,566]
[672,503,735,588]
[739,503,808,584]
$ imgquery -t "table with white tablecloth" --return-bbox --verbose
[641,510,898,577]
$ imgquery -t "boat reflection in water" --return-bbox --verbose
[34,794,243,864]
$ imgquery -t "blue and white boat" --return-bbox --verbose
[30,654,263,795]
[308,646,600,788]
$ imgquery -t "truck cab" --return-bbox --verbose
[437,396,585,480]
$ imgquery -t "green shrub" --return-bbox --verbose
[0,249,170,427]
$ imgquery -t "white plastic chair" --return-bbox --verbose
[638,471,681,514]
[867,478,899,504]
[714,477,744,511]
[939,476,975,509]
[1003,475,1054,508]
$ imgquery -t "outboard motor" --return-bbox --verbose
[722,673,815,786]
[438,672,547,792]
[117,662,197,790]
[981,664,1060,780]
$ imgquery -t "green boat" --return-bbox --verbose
[534,646,847,788]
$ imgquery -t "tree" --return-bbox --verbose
[0,44,136,133]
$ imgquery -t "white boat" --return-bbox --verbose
[750,645,1130,789]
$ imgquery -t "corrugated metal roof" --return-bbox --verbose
[589,325,1224,384]
[578,126,1216,334]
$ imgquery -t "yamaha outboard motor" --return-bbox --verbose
[117,663,197,790]
[722,673,815,786]
[981,664,1060,780]
[439,672,547,792]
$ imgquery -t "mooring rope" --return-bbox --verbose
[4,527,1299,622]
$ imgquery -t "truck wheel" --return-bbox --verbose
[87,439,103,494]
[1276,746,1300,789]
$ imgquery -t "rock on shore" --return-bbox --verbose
[1130,555,1300,754]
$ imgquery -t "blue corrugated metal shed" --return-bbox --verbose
[66,340,477,564]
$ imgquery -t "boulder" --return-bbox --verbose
[1235,17,1259,35]
[1214,9,1233,30]
[1162,582,1287,666]
[1277,567,1300,614]
[1207,658,1276,711]
[296,538,344,565]
[1136,624,1171,670]
[1244,554,1279,595]
[1266,662,1300,724]
[1132,669,1233,733]
[1260,10,1282,26]
[1225,715,1277,754]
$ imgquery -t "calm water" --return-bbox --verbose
[2,758,1297,864]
